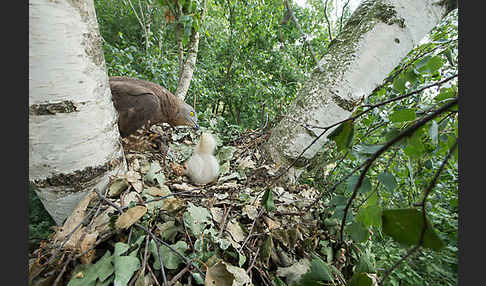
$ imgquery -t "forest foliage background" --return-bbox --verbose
[29,0,458,285]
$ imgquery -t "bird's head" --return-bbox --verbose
[174,103,199,130]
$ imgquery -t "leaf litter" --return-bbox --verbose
[29,124,361,285]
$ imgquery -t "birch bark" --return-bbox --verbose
[29,0,127,224]
[174,0,208,101]
[264,0,452,182]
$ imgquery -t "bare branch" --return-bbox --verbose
[378,139,457,285]
[284,0,323,71]
[338,98,458,243]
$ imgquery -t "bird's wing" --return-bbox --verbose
[109,80,155,97]
[110,80,162,137]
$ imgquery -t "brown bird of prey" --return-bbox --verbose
[109,76,199,138]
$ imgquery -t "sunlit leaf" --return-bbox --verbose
[389,109,416,122]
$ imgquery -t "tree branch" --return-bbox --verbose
[378,139,457,285]
[338,98,458,243]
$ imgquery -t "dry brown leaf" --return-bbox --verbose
[145,186,170,197]
[79,231,98,264]
[124,170,141,182]
[172,183,198,192]
[205,261,251,286]
[242,205,258,220]
[170,162,186,177]
[115,206,147,230]
[226,219,246,242]
[53,191,98,243]
[162,197,185,213]
[210,207,224,224]
[264,216,280,231]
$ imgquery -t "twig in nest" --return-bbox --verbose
[246,247,260,273]
[218,204,233,237]
[98,191,206,279]
[129,235,150,286]
[146,263,162,286]
[182,219,194,250]
[168,263,192,286]
[239,208,265,253]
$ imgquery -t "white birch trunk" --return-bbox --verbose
[265,0,451,182]
[174,0,207,101]
[29,0,126,225]
[174,30,201,101]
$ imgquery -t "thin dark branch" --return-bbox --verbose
[362,74,457,109]
[150,229,168,286]
[379,140,457,285]
[239,208,265,253]
[378,245,421,285]
[356,149,398,209]
[134,223,206,279]
[338,98,457,243]
[284,0,323,71]
[52,255,73,286]
[339,0,351,34]
[324,0,333,42]
[168,263,191,286]
[129,235,150,286]
[270,74,457,187]
[95,192,206,279]
[419,140,458,206]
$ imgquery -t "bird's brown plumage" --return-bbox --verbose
[109,76,199,137]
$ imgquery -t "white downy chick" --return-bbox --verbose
[185,132,220,185]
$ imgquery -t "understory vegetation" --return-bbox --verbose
[29,1,458,285]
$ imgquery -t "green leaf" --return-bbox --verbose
[381,208,445,251]
[260,236,274,267]
[347,221,370,242]
[144,161,166,187]
[434,87,456,102]
[424,56,444,74]
[330,195,347,206]
[389,109,416,122]
[404,130,425,159]
[346,175,372,194]
[262,189,275,212]
[404,68,420,86]
[356,205,382,228]
[298,257,333,284]
[67,264,98,286]
[113,256,140,286]
[96,276,114,286]
[114,242,130,257]
[355,253,376,274]
[238,253,247,267]
[392,74,407,93]
[415,55,444,74]
[95,250,114,282]
[183,203,212,236]
[377,172,397,191]
[347,272,375,286]
[160,241,188,270]
[216,146,236,163]
[192,273,205,285]
[328,120,354,151]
